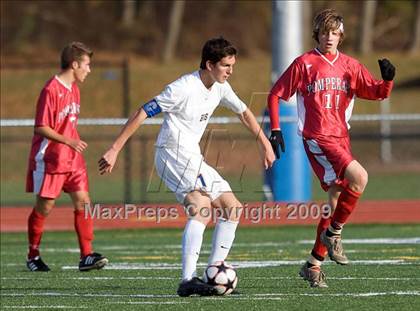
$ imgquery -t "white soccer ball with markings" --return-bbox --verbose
[203,261,238,295]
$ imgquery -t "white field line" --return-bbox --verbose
[0,247,412,257]
[3,250,199,256]
[299,238,420,245]
[1,276,175,281]
[57,259,416,270]
[49,237,420,251]
[2,308,84,310]
[2,291,419,299]
[1,247,411,257]
[3,276,419,281]
[1,238,414,256]
[1,293,178,298]
[107,301,189,305]
[249,276,420,281]
[255,291,420,297]
[1,298,285,305]
[200,297,286,301]
[2,259,417,269]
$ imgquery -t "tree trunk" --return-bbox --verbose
[302,0,312,50]
[162,0,185,63]
[357,0,377,54]
[122,0,136,27]
[410,0,420,54]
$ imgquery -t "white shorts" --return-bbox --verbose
[154,147,232,204]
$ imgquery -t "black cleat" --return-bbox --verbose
[79,252,108,271]
[27,256,50,272]
[177,277,217,297]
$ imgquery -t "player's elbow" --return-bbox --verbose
[267,93,279,110]
[238,108,252,124]
[34,126,49,136]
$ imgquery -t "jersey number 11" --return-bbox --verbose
[323,93,340,110]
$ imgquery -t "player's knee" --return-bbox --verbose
[361,170,368,188]
[224,204,242,222]
[185,203,211,225]
[212,193,242,222]
[35,197,54,216]
[185,202,199,217]
[351,169,368,193]
[35,205,52,217]
[73,198,91,212]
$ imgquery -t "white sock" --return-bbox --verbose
[181,219,206,281]
[328,224,343,235]
[208,218,238,264]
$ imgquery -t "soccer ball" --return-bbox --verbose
[203,261,238,295]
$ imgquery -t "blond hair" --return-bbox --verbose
[312,9,345,44]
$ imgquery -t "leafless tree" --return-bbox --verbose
[410,0,420,54]
[302,0,313,50]
[122,0,136,27]
[162,0,185,63]
[357,0,377,54]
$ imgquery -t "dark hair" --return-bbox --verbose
[312,9,345,44]
[60,42,93,70]
[200,37,237,70]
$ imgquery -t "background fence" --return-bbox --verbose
[2,57,420,206]
[2,114,420,206]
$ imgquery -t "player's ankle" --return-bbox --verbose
[28,251,40,260]
[326,227,341,237]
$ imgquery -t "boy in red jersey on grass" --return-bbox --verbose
[26,42,108,272]
[267,9,395,287]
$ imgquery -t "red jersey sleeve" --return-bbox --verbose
[355,63,393,100]
[34,88,56,128]
[267,60,302,130]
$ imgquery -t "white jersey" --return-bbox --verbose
[154,71,247,154]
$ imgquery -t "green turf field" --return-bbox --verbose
[1,225,419,310]
[2,171,420,206]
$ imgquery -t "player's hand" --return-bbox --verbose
[67,139,88,153]
[378,59,395,81]
[269,130,285,159]
[263,145,276,169]
[98,147,119,175]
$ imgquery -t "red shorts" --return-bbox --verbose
[303,136,354,192]
[26,168,89,199]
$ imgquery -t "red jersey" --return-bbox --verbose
[268,49,393,138]
[28,76,85,173]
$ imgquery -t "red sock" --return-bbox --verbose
[74,209,94,258]
[312,216,331,259]
[331,187,361,227]
[28,208,46,259]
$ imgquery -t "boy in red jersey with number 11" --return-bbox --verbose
[267,9,395,287]
[26,42,108,272]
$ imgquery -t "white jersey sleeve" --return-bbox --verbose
[154,78,187,112]
[219,81,247,114]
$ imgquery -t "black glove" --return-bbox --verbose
[378,58,395,81]
[269,130,285,159]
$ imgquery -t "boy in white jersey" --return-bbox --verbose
[99,37,275,296]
